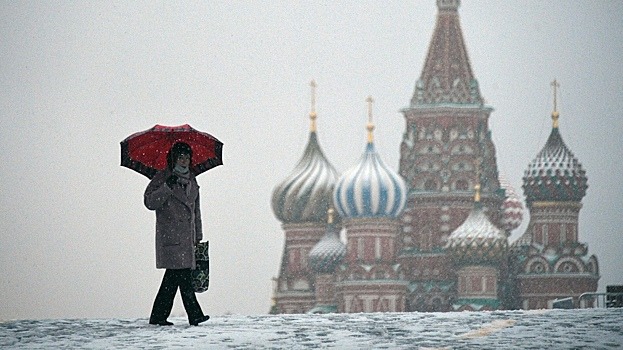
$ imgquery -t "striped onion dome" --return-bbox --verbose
[272,131,339,223]
[334,142,407,218]
[446,187,509,262]
[308,210,346,273]
[498,174,524,232]
[522,111,587,204]
[334,98,407,219]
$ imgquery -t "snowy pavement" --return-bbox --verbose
[1,308,622,349]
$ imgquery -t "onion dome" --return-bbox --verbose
[446,185,509,262]
[334,97,407,219]
[308,209,346,274]
[498,174,524,232]
[522,82,588,204]
[272,81,339,224]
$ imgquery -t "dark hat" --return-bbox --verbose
[167,142,193,169]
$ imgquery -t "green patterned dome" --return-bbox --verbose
[446,202,508,263]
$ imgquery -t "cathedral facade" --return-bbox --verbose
[270,0,599,314]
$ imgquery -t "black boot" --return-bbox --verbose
[189,315,210,326]
[149,319,174,326]
[177,269,208,326]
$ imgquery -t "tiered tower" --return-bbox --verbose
[271,81,340,313]
[509,81,599,309]
[334,97,408,313]
[397,0,504,311]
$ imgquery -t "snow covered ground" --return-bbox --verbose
[1,308,622,349]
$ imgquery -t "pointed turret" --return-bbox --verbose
[410,0,483,106]
[398,1,503,313]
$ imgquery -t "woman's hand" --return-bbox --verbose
[166,175,178,187]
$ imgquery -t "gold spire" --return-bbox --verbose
[551,79,560,128]
[366,95,375,143]
[310,80,318,132]
[327,207,335,224]
[474,156,482,203]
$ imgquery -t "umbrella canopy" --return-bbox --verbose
[120,124,223,179]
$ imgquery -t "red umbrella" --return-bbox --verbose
[120,124,223,179]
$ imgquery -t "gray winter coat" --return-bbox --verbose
[144,170,203,269]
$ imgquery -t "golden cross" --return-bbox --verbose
[475,157,482,201]
[310,80,317,131]
[551,79,560,112]
[366,95,374,124]
[366,95,375,143]
[550,79,560,127]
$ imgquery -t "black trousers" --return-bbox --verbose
[150,268,204,322]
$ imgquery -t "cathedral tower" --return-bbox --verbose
[509,81,599,309]
[398,0,504,311]
[334,97,408,313]
[446,184,509,311]
[271,81,340,313]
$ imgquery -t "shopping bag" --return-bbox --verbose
[192,241,210,293]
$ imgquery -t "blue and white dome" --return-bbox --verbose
[334,143,407,218]
[333,115,407,219]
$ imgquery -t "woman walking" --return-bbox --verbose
[144,142,210,326]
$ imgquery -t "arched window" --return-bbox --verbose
[419,227,433,251]
[357,237,364,260]
[587,260,597,274]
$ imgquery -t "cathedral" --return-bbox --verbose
[270,0,599,313]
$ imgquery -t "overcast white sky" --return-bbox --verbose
[1,1,622,320]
